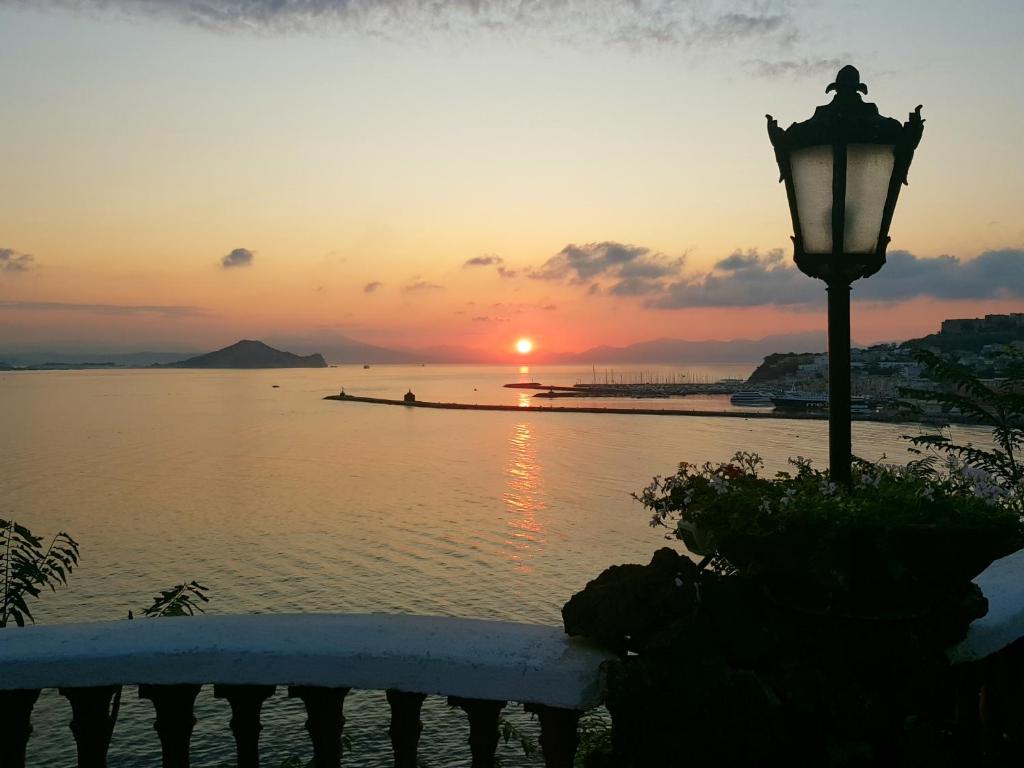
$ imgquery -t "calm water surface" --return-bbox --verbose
[1,365,978,766]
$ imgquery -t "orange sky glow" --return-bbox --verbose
[0,2,1021,360]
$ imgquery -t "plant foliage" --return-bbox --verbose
[0,519,80,628]
[900,346,1023,515]
[142,580,210,617]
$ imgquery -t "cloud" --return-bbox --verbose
[856,249,1024,302]
[403,279,444,294]
[530,241,685,283]
[649,248,810,308]
[530,242,1024,310]
[472,315,510,323]
[9,1,798,47]
[463,254,502,268]
[697,11,791,45]
[609,277,666,296]
[464,254,519,278]
[0,248,35,273]
[364,281,383,293]
[221,248,254,269]
[0,300,208,317]
[645,247,1024,309]
[745,57,845,79]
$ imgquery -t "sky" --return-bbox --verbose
[1,0,1022,359]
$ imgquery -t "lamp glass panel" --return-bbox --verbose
[790,145,834,254]
[844,144,895,253]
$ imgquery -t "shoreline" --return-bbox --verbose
[323,394,943,424]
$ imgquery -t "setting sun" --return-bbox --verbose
[515,338,533,355]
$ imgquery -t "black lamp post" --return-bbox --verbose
[767,65,925,485]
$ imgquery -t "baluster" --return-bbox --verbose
[386,689,427,768]
[288,686,350,768]
[0,689,40,768]
[214,685,276,768]
[138,684,202,768]
[524,704,581,768]
[448,696,506,768]
[59,686,121,768]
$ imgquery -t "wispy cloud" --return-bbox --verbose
[364,280,383,293]
[463,254,502,268]
[0,300,209,317]
[463,253,518,278]
[220,247,254,269]
[6,1,799,47]
[745,57,846,79]
[403,279,444,294]
[0,248,36,273]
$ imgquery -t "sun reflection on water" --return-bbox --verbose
[503,422,546,573]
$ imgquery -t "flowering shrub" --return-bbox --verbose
[633,451,1023,620]
[636,451,1021,555]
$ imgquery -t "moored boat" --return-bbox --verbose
[771,391,828,410]
[729,390,776,407]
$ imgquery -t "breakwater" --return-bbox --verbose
[323,394,955,424]
[324,394,828,420]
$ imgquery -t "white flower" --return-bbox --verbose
[859,471,882,488]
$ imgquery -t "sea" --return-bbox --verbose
[0,364,987,766]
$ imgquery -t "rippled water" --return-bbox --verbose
[0,365,979,766]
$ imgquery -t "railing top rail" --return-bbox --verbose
[952,549,1024,664]
[0,612,614,709]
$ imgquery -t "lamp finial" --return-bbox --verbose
[826,65,867,98]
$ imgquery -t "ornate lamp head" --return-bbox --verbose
[766,67,925,284]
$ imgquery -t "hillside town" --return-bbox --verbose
[744,313,1024,414]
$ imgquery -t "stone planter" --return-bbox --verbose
[713,518,1023,619]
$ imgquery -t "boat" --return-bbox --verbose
[729,390,775,407]
[771,391,828,410]
[850,396,875,414]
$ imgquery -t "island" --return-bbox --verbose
[159,340,327,369]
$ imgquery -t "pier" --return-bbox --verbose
[503,382,739,396]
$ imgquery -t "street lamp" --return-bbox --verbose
[767,65,925,485]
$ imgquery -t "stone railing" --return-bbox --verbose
[0,613,615,768]
[950,549,1024,758]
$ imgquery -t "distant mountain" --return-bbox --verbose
[162,340,327,369]
[558,332,831,364]
[0,350,195,367]
[0,330,849,368]
[265,333,419,364]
